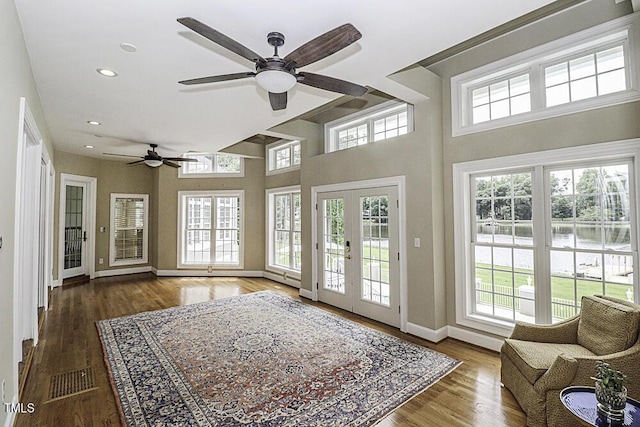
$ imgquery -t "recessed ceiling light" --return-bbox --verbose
[84,145,95,149]
[97,68,118,77]
[120,43,137,53]
[87,120,101,126]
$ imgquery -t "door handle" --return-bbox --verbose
[83,231,87,242]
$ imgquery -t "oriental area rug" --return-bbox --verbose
[97,291,460,426]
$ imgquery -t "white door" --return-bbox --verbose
[317,186,400,327]
[62,181,88,278]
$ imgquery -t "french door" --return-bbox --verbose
[317,186,400,327]
[62,181,88,278]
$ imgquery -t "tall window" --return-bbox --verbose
[179,153,243,177]
[110,194,148,266]
[267,187,301,275]
[548,164,633,320]
[473,172,534,322]
[454,141,638,336]
[325,101,413,153]
[267,140,301,174]
[178,191,243,268]
[452,14,640,136]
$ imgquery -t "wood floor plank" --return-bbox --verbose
[16,273,527,426]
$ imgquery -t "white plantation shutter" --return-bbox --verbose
[110,194,148,265]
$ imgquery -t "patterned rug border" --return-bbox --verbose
[97,291,461,426]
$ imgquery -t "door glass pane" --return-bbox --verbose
[323,198,345,294]
[64,185,83,269]
[360,195,390,306]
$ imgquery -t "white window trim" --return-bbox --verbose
[109,193,149,267]
[324,100,414,153]
[452,12,640,137]
[177,190,245,269]
[178,153,244,178]
[265,185,302,278]
[453,139,640,337]
[266,140,301,175]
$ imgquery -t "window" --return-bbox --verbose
[471,73,531,124]
[544,45,626,107]
[452,14,640,136]
[266,187,301,275]
[325,101,414,153]
[110,194,148,266]
[178,153,243,177]
[178,190,244,268]
[453,140,639,336]
[267,140,301,174]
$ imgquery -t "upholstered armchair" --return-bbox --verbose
[500,295,640,427]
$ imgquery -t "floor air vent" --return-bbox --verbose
[48,367,97,401]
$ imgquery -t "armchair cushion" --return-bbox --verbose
[577,295,640,355]
[502,339,595,384]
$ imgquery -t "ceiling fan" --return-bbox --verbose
[177,17,368,110]
[104,144,198,168]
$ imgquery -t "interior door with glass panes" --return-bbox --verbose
[63,181,88,278]
[317,186,400,327]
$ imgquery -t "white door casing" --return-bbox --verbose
[312,176,407,331]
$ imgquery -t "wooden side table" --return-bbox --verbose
[560,386,640,427]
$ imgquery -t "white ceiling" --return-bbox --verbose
[15,0,557,160]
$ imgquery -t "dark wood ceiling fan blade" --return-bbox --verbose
[297,72,367,96]
[269,92,287,111]
[163,160,181,168]
[103,153,144,159]
[179,72,256,86]
[163,157,198,162]
[127,160,145,165]
[284,23,361,68]
[177,17,266,64]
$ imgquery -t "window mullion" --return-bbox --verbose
[533,165,551,323]
[210,196,216,264]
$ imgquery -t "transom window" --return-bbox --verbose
[178,191,243,268]
[266,187,301,275]
[452,14,639,136]
[325,101,413,153]
[179,153,243,177]
[471,74,531,124]
[267,140,301,174]
[545,45,626,107]
[454,141,639,336]
[110,193,148,266]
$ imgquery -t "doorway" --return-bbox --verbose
[313,178,406,329]
[58,174,97,280]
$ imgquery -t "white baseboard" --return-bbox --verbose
[299,288,314,300]
[406,322,449,343]
[94,266,153,278]
[447,325,504,352]
[155,269,264,277]
[263,271,300,288]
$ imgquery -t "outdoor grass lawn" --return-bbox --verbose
[475,263,632,302]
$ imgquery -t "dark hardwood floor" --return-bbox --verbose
[16,273,527,426]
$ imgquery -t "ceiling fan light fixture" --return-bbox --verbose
[97,68,118,77]
[144,159,163,168]
[255,70,296,94]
